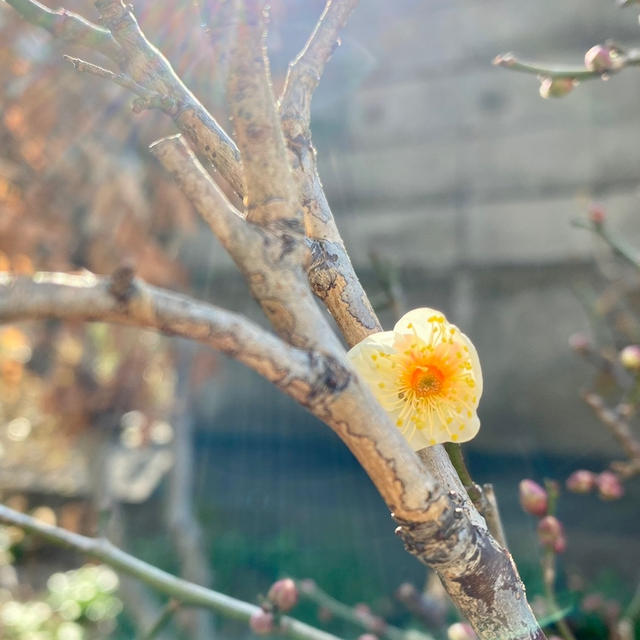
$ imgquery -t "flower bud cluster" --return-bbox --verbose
[566,469,624,500]
[519,479,567,553]
[249,578,299,635]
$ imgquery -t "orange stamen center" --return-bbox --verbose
[410,365,444,397]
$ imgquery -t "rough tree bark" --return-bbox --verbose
[0,1,546,638]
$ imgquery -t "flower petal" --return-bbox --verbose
[393,307,443,345]
[346,331,396,388]
[459,332,483,398]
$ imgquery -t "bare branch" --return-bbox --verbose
[493,48,640,82]
[0,271,317,401]
[91,0,244,197]
[4,0,124,62]
[582,392,640,464]
[298,579,433,640]
[0,503,341,640]
[149,135,248,258]
[257,2,380,345]
[279,0,359,138]
[481,484,508,550]
[63,55,174,109]
[226,0,301,230]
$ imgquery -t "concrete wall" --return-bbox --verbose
[189,1,640,461]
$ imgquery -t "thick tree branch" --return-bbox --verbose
[227,0,301,230]
[0,271,318,402]
[0,504,340,640]
[4,0,124,62]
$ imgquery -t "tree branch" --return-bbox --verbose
[298,579,433,640]
[4,0,124,62]
[0,504,341,640]
[493,48,640,81]
[0,271,318,403]
[279,0,359,139]
[227,0,301,230]
[149,135,249,259]
[91,0,244,197]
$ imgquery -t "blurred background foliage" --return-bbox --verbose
[0,0,639,638]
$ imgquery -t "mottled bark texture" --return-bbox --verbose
[2,1,547,638]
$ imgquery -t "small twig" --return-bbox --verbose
[0,504,341,640]
[541,549,577,640]
[279,0,360,137]
[4,0,124,62]
[142,599,181,640]
[63,55,178,113]
[63,56,149,97]
[493,48,640,81]
[573,218,640,270]
[611,457,640,479]
[582,392,640,464]
[443,443,485,510]
[298,580,433,640]
[481,484,508,549]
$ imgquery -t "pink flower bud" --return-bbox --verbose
[568,332,590,353]
[596,471,624,500]
[539,77,575,99]
[250,610,275,635]
[584,45,616,72]
[566,470,596,493]
[357,635,379,640]
[588,203,606,226]
[537,516,564,549]
[619,345,640,371]
[553,534,567,554]
[354,603,372,619]
[447,622,478,640]
[519,479,548,517]
[267,578,298,612]
[582,594,604,613]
